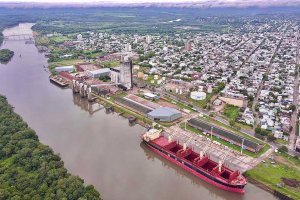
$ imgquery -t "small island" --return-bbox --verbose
[0,49,14,63]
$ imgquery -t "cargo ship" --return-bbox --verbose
[142,129,247,193]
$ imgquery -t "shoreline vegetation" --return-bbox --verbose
[0,95,101,200]
[244,152,300,200]
[0,49,14,64]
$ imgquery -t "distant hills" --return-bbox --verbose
[0,0,300,9]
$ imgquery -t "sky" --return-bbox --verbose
[0,0,300,8]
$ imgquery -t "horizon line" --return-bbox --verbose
[1,1,300,9]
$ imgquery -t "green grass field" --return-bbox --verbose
[188,93,213,108]
[49,35,71,43]
[164,97,195,112]
[48,59,83,74]
[223,104,239,121]
[101,60,120,68]
[244,160,300,199]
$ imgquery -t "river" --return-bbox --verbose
[0,23,276,200]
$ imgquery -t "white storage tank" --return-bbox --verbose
[190,91,206,101]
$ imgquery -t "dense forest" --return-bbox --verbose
[0,49,14,63]
[0,7,298,37]
[0,95,101,200]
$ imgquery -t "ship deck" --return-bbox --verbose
[151,136,246,185]
[162,126,255,173]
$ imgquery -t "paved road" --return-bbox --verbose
[159,90,259,137]
[252,37,283,130]
[288,31,300,151]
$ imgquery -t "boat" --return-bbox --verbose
[141,129,247,193]
[49,76,69,88]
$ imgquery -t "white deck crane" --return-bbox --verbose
[218,149,231,172]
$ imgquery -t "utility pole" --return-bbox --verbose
[241,138,245,155]
[211,127,213,140]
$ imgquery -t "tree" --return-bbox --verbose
[0,96,101,199]
[267,134,276,142]
[247,95,254,101]
[289,104,296,111]
[278,146,288,153]
[229,120,236,127]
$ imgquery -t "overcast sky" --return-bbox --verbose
[0,0,299,8]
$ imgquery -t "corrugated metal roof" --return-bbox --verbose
[88,68,110,75]
[148,107,181,117]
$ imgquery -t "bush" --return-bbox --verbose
[267,134,276,142]
[278,146,288,153]
[255,127,269,136]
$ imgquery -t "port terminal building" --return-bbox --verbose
[115,94,181,122]
[147,107,181,122]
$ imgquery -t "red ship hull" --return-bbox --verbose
[144,140,246,194]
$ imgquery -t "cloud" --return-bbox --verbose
[0,0,300,8]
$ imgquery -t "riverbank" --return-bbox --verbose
[244,153,300,200]
[0,95,101,199]
[0,23,278,200]
[0,49,14,63]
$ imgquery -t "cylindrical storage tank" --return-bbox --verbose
[190,91,206,100]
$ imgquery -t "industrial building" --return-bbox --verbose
[115,94,181,122]
[86,68,110,78]
[187,118,261,153]
[55,65,75,73]
[110,56,133,90]
[147,107,182,122]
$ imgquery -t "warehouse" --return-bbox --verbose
[147,107,182,122]
[86,68,110,78]
[55,65,75,73]
[187,118,262,152]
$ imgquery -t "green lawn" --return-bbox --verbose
[188,93,213,108]
[164,97,195,112]
[244,161,300,200]
[101,60,120,68]
[48,59,84,74]
[276,139,289,145]
[83,50,107,59]
[49,35,70,43]
[235,121,253,130]
[50,59,83,66]
[223,104,240,121]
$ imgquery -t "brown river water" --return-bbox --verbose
[0,24,276,200]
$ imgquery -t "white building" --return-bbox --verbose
[55,65,75,73]
[124,44,132,52]
[86,68,110,78]
[146,35,152,44]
